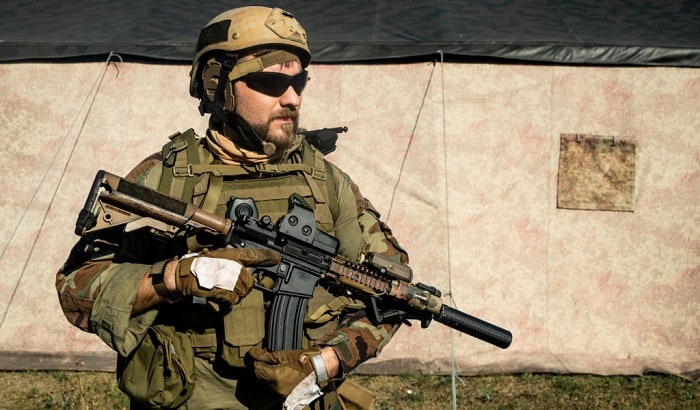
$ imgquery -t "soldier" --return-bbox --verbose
[56,6,409,410]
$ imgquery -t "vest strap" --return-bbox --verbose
[159,129,199,201]
[307,296,365,323]
[201,174,224,213]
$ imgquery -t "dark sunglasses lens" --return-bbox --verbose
[290,72,308,94]
[244,72,308,97]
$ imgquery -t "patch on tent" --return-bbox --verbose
[557,133,636,212]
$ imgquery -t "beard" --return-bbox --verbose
[248,108,299,152]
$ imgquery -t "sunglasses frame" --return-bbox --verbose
[241,70,309,97]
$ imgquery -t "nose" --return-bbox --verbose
[279,85,301,108]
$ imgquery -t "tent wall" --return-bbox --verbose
[0,61,697,380]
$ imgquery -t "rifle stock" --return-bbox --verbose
[77,170,513,350]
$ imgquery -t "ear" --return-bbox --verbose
[201,61,222,104]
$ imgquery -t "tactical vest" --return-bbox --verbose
[153,129,362,368]
[157,129,337,235]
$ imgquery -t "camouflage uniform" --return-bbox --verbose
[56,128,409,409]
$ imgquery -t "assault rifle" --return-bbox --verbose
[75,170,513,350]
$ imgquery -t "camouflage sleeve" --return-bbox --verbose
[55,238,159,355]
[55,154,163,355]
[330,165,409,265]
[316,311,399,376]
[320,163,410,375]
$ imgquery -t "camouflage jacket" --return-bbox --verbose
[55,131,409,377]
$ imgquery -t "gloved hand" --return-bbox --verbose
[246,347,321,397]
[175,247,279,305]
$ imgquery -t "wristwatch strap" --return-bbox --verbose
[150,260,178,301]
[310,353,329,385]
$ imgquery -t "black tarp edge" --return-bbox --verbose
[1,43,698,67]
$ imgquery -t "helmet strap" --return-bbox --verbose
[197,52,263,152]
[227,50,300,81]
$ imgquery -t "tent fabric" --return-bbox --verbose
[1,61,698,379]
[1,0,699,66]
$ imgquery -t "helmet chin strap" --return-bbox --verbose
[225,111,278,156]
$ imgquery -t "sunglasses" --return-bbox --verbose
[241,71,309,97]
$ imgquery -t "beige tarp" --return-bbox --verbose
[0,61,698,380]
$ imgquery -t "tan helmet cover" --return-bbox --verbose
[189,6,310,101]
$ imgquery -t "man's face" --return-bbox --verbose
[233,58,304,151]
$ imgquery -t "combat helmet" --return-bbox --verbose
[189,6,311,114]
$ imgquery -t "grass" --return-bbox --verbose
[355,373,698,409]
[0,371,696,409]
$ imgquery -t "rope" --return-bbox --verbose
[385,61,438,223]
[437,50,466,410]
[380,51,461,408]
[0,52,122,328]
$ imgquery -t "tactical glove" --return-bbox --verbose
[175,247,279,305]
[246,347,323,397]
